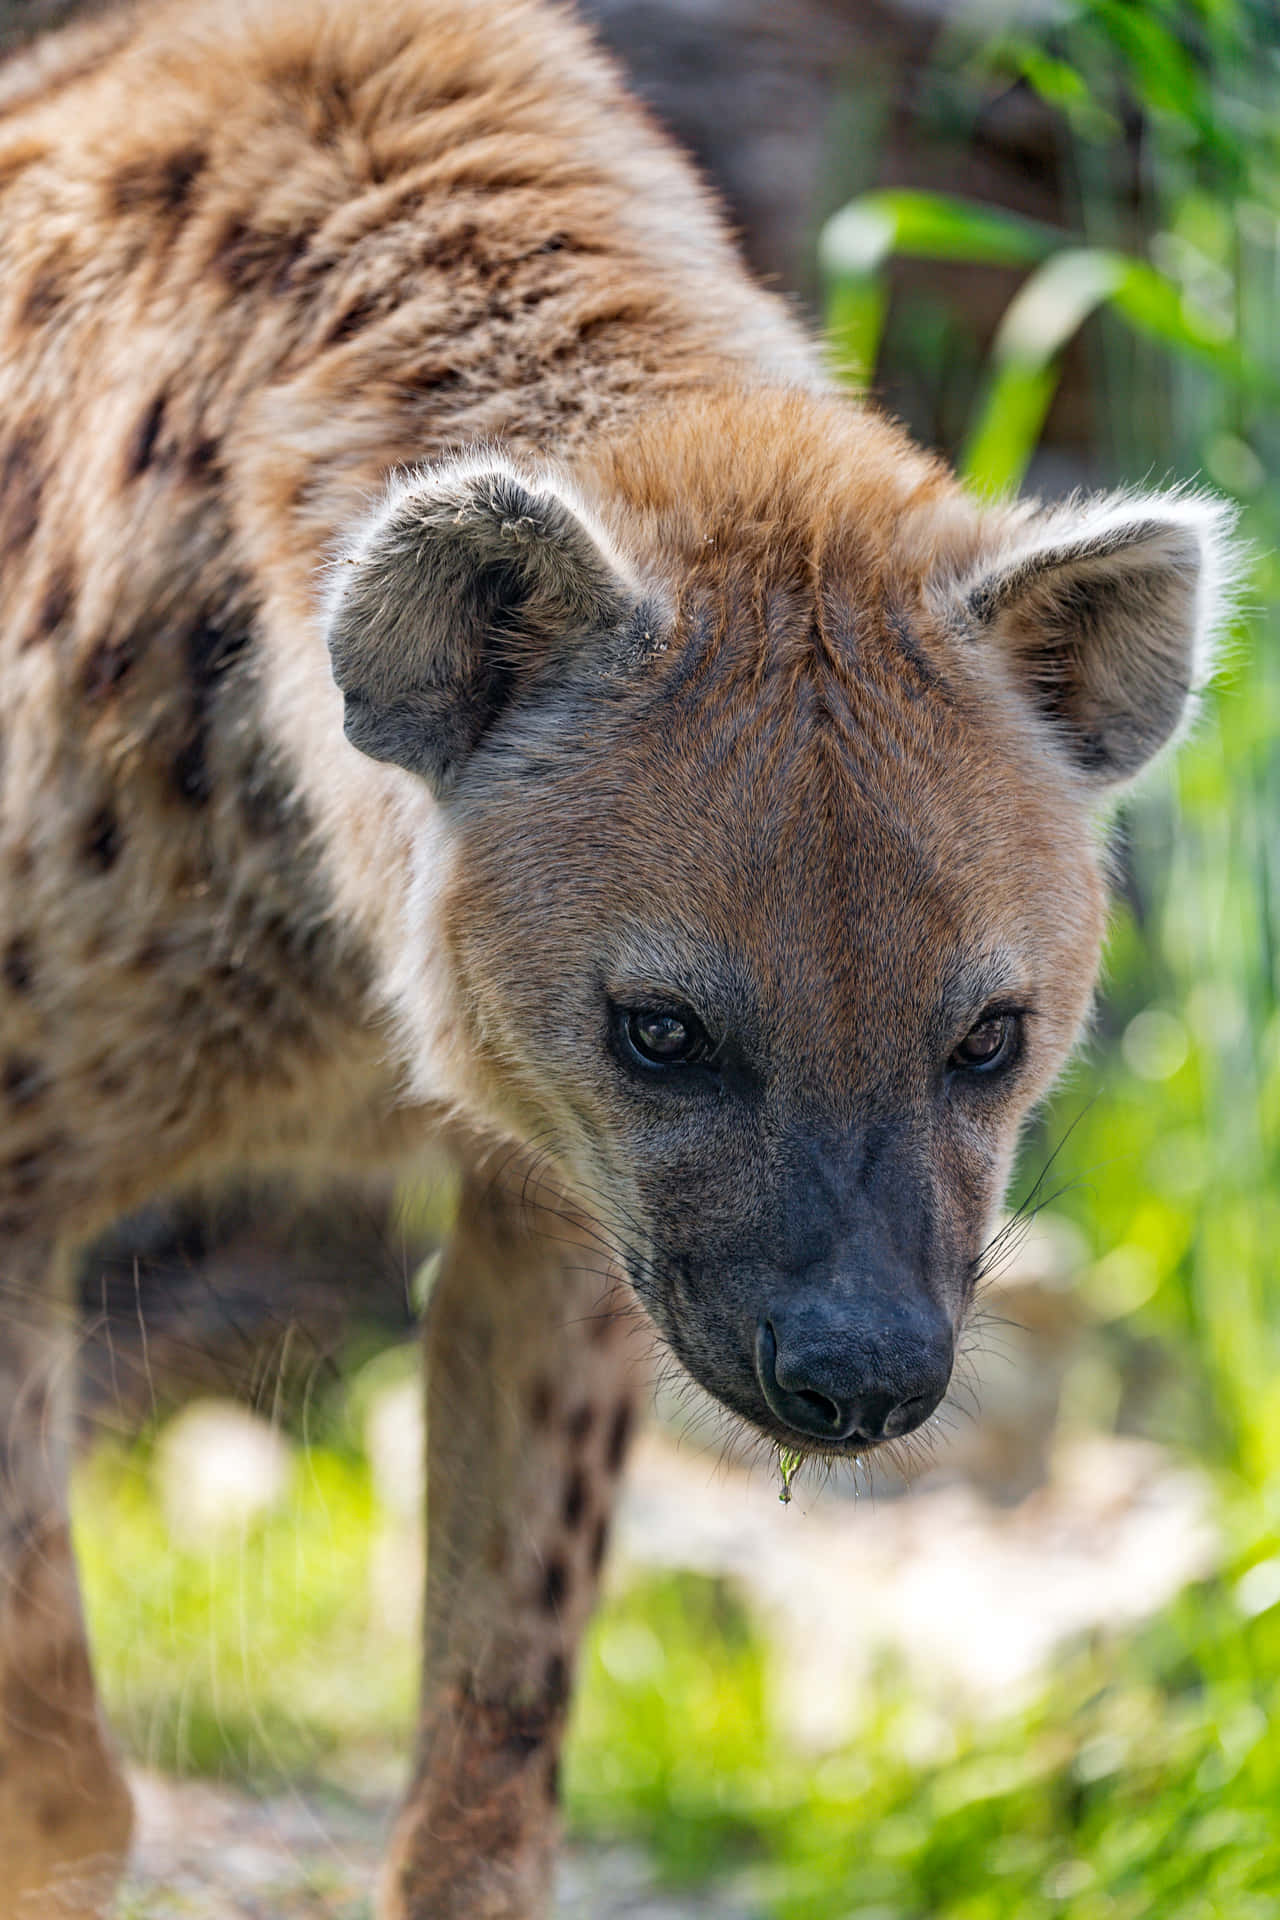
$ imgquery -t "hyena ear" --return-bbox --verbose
[325,456,637,790]
[958,493,1239,785]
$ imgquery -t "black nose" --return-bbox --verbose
[753,1307,951,1445]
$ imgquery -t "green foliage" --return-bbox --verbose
[823,193,1271,493]
[564,1546,1280,1918]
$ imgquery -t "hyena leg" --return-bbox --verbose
[378,1164,642,1920]
[0,1243,133,1920]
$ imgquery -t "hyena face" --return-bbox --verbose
[328,394,1233,1457]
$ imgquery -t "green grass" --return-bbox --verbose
[572,1562,1280,1918]
[75,1436,415,1787]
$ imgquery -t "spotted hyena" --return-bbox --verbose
[0,0,1236,1913]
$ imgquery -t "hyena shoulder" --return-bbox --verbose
[0,0,822,1226]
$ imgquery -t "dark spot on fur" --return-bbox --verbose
[541,1556,568,1614]
[238,761,293,838]
[81,636,134,702]
[26,563,75,648]
[606,1401,634,1474]
[18,254,69,330]
[82,805,122,872]
[567,1403,595,1447]
[173,606,254,806]
[127,391,167,478]
[314,74,353,145]
[3,936,33,994]
[454,1673,560,1769]
[213,215,257,280]
[589,1516,609,1575]
[163,146,208,207]
[577,304,651,347]
[172,740,212,805]
[402,361,464,403]
[324,293,383,345]
[562,1467,587,1531]
[423,220,478,273]
[111,144,207,216]
[3,1055,46,1108]
[186,436,220,481]
[4,1146,50,1196]
[544,1651,569,1713]
[528,1377,554,1428]
[0,432,42,560]
[545,1750,561,1803]
[214,215,309,292]
[191,611,251,691]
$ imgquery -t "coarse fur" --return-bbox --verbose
[0,0,1239,1913]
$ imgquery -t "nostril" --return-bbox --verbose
[794,1385,844,1430]
[755,1318,858,1441]
[881,1390,940,1440]
[760,1318,779,1376]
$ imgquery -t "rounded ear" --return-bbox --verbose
[325,456,638,791]
[954,492,1241,785]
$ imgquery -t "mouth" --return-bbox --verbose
[657,1324,887,1461]
[628,1253,952,1463]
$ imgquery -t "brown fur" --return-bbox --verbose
[0,1,1234,1913]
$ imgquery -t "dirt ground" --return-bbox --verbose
[121,1770,751,1920]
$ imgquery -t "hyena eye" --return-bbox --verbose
[949,1012,1020,1076]
[620,1006,712,1069]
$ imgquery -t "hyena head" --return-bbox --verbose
[327,391,1236,1458]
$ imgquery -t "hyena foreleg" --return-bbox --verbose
[378,1162,642,1920]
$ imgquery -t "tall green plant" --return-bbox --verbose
[820,191,1270,495]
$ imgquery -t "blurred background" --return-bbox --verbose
[4,0,1278,1912]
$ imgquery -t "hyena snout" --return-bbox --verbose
[753,1286,955,1446]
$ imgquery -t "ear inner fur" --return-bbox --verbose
[959,495,1237,784]
[326,458,639,789]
